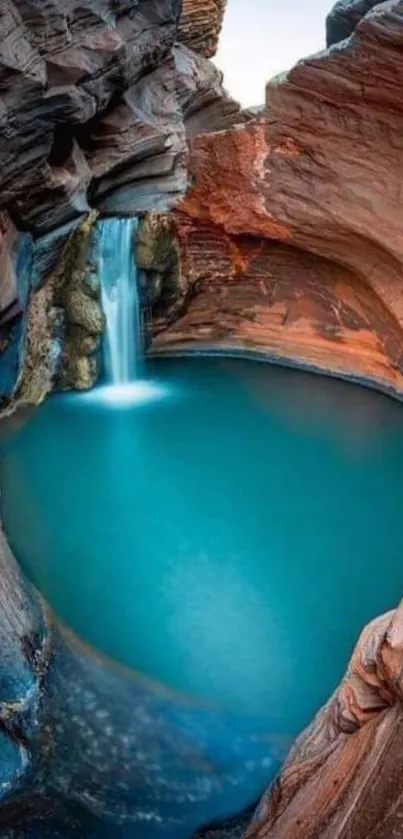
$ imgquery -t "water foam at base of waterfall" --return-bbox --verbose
[82,381,168,408]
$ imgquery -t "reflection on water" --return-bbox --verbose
[237,360,403,452]
[1,357,403,739]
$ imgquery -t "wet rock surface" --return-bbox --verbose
[0,216,34,404]
[0,528,281,837]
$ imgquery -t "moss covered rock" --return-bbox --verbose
[64,289,104,335]
[136,214,185,319]
[61,354,98,391]
[53,212,103,392]
[66,325,101,357]
[136,214,177,274]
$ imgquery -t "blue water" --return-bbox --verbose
[1,357,403,738]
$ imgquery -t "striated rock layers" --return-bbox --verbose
[0,0,243,402]
[0,0,241,286]
[152,0,403,398]
[178,0,228,57]
[243,602,403,839]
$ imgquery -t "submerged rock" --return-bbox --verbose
[0,529,282,837]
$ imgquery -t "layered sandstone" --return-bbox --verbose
[151,226,403,395]
[152,0,403,397]
[243,602,403,839]
[178,0,228,57]
[0,0,238,253]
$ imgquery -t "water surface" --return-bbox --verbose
[2,358,403,736]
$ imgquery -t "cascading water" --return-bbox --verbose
[98,217,142,384]
[91,216,166,406]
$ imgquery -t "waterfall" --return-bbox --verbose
[88,216,166,407]
[97,217,142,384]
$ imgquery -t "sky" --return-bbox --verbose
[215,0,333,106]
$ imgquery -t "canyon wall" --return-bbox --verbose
[151,0,403,397]
[1,0,403,837]
[0,0,243,402]
[0,0,239,243]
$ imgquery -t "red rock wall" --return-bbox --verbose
[153,0,403,396]
[152,219,403,394]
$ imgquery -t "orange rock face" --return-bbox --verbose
[153,0,403,397]
[152,221,403,394]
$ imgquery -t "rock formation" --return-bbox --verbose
[326,0,381,45]
[1,0,403,836]
[0,0,240,249]
[151,0,403,398]
[0,529,277,839]
[0,0,244,404]
[243,602,403,839]
[178,0,228,57]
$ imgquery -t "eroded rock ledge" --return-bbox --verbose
[178,0,228,57]
[0,0,241,255]
[0,0,244,403]
[0,0,239,241]
[151,0,403,397]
